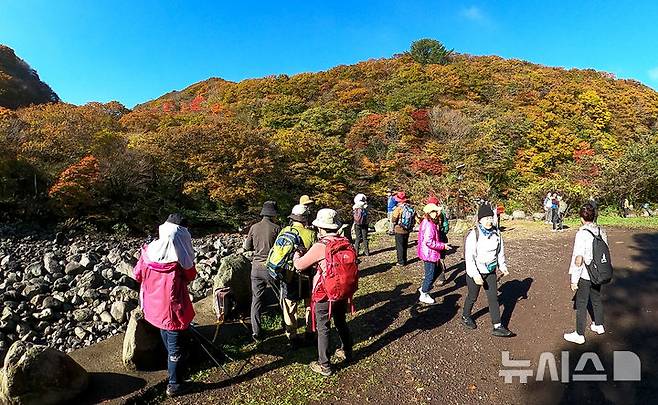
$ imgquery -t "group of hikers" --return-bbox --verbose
[130,190,613,397]
[543,192,568,231]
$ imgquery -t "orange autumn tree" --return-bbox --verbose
[48,155,101,215]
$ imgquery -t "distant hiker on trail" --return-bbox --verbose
[461,204,514,337]
[588,195,598,222]
[244,201,281,342]
[299,194,315,222]
[564,203,610,345]
[622,197,631,218]
[391,191,415,266]
[133,213,196,397]
[269,204,316,349]
[544,193,552,224]
[386,188,397,235]
[417,203,452,304]
[550,192,561,232]
[293,209,357,376]
[353,193,370,257]
[427,195,450,285]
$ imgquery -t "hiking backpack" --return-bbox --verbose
[266,228,302,281]
[584,228,613,285]
[353,207,367,225]
[399,204,416,231]
[311,237,359,330]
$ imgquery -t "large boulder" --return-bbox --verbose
[374,218,390,233]
[122,309,165,371]
[532,212,545,221]
[212,253,251,312]
[512,210,526,220]
[0,341,88,405]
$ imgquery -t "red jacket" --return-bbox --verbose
[133,245,197,331]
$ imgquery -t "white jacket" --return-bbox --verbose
[464,227,508,278]
[569,223,608,284]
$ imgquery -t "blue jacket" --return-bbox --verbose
[387,196,397,213]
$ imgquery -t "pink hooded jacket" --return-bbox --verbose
[133,245,197,331]
[417,218,447,262]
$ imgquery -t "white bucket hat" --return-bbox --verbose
[288,204,309,222]
[312,208,341,230]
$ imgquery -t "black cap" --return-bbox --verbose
[259,201,278,217]
[477,204,494,220]
[167,213,184,225]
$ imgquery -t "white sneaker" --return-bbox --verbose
[590,323,605,334]
[418,290,435,304]
[563,331,585,344]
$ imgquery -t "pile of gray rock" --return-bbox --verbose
[0,230,246,362]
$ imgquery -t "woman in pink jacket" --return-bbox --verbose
[133,213,196,397]
[417,204,451,304]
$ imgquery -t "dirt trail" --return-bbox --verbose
[162,224,658,405]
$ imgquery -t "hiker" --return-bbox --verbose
[417,203,452,304]
[133,213,196,397]
[272,204,316,348]
[299,195,315,223]
[588,195,598,222]
[550,193,560,231]
[386,188,397,235]
[564,203,609,344]
[543,193,552,223]
[293,209,356,376]
[461,204,514,337]
[353,193,370,257]
[427,195,450,285]
[622,197,631,218]
[557,196,567,231]
[244,201,281,342]
[391,191,415,266]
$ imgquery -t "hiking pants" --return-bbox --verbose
[395,233,409,265]
[575,278,604,335]
[463,272,501,325]
[160,329,184,386]
[354,224,369,256]
[421,261,440,293]
[282,297,311,339]
[315,299,352,368]
[250,265,273,337]
[551,208,560,230]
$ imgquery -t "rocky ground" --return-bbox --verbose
[0,226,245,360]
[147,221,658,405]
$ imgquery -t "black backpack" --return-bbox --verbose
[584,227,613,285]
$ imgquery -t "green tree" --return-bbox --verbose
[409,39,453,65]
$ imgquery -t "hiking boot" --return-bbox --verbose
[492,325,514,337]
[461,315,476,329]
[590,323,605,335]
[166,383,189,397]
[564,331,585,344]
[334,348,353,363]
[309,361,333,376]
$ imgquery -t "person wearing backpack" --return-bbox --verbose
[427,195,450,285]
[391,192,415,266]
[271,204,317,348]
[132,213,196,397]
[293,208,357,376]
[461,204,514,337]
[564,203,610,344]
[353,193,370,257]
[244,201,281,342]
[417,203,452,304]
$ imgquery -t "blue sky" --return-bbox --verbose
[1,1,657,108]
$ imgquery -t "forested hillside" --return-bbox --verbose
[0,45,59,109]
[1,41,657,231]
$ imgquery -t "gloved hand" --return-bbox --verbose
[472,273,484,285]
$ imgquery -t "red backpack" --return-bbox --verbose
[310,236,359,330]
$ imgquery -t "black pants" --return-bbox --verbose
[395,233,409,265]
[250,265,275,337]
[354,224,369,256]
[315,300,352,367]
[463,272,501,325]
[551,208,561,230]
[575,278,604,335]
